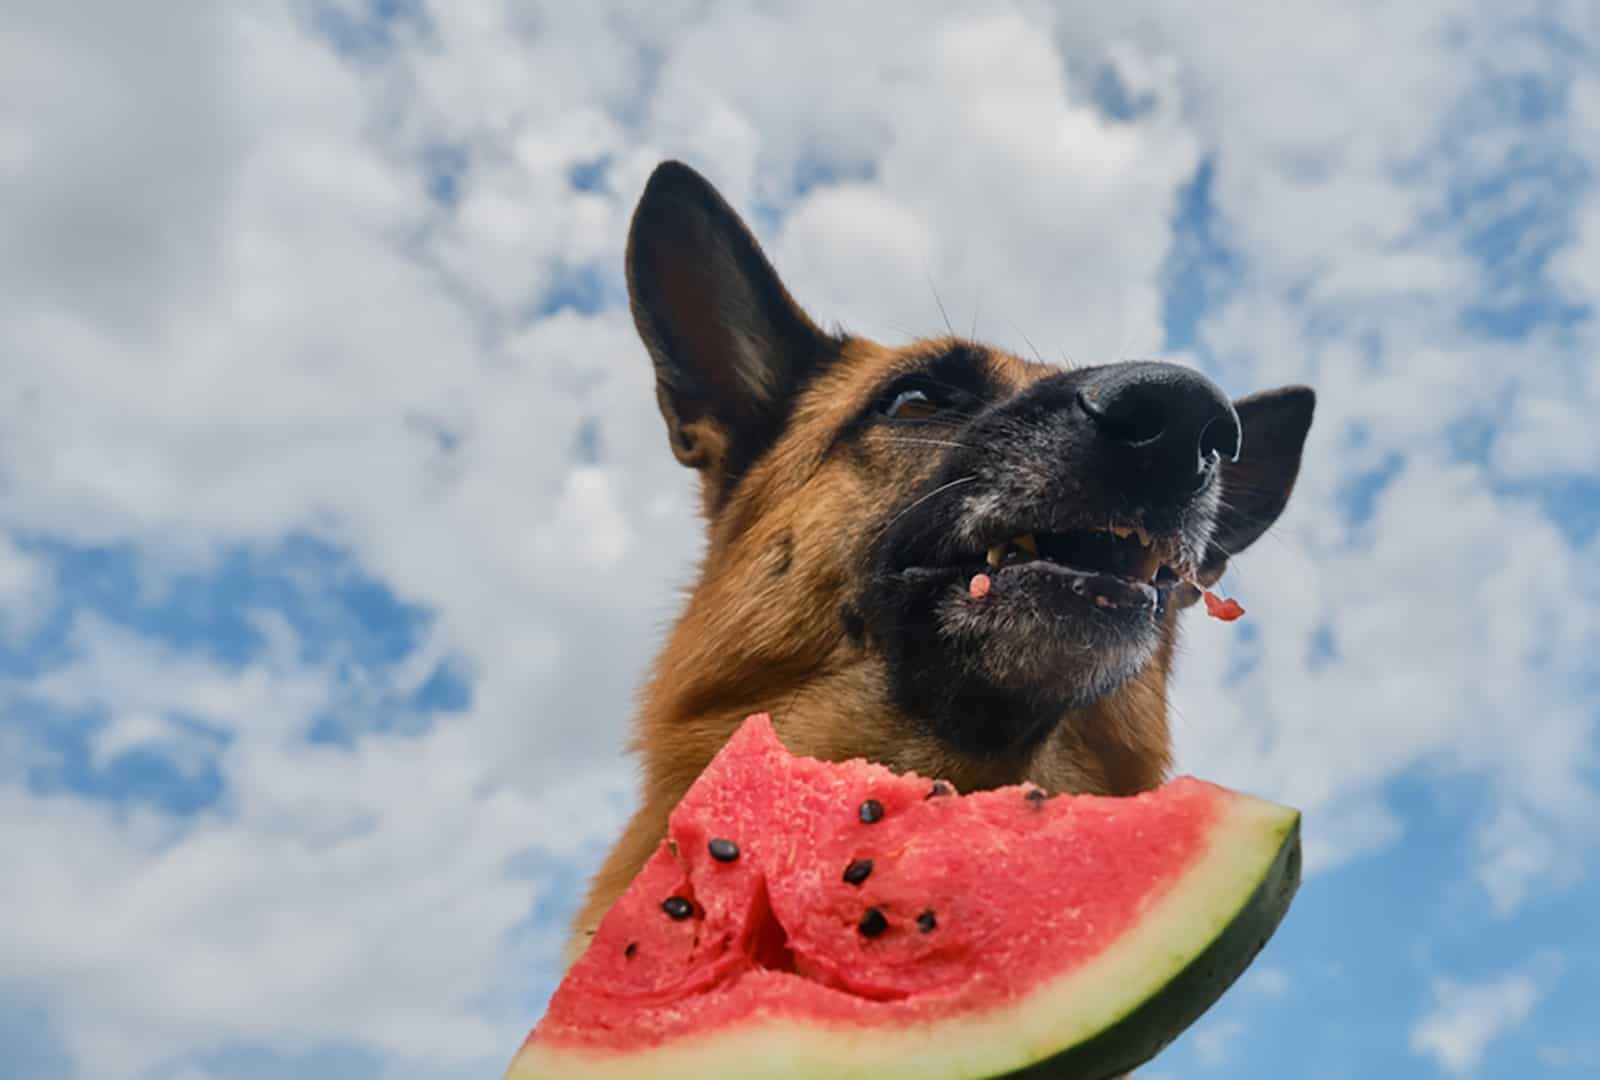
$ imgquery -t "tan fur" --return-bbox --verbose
[567,337,1184,964]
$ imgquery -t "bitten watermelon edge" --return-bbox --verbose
[506,714,1301,1080]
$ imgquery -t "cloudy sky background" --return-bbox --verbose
[2,2,1598,1077]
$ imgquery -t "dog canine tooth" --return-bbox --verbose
[1107,523,1153,549]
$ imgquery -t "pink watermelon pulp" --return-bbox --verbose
[507,715,1300,1079]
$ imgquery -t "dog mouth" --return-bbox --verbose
[901,522,1192,612]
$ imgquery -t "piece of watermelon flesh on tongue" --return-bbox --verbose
[536,715,1217,1049]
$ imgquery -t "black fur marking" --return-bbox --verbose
[840,606,866,644]
[826,342,999,456]
[856,363,1227,756]
[888,647,1063,757]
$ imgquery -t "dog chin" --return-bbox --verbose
[936,586,1161,704]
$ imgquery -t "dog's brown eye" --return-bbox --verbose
[886,388,940,420]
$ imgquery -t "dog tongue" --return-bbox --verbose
[968,573,992,600]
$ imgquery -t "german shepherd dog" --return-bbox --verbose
[569,161,1314,962]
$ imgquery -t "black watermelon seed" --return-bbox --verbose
[926,781,953,798]
[624,942,637,958]
[859,798,885,824]
[662,896,694,920]
[708,838,740,862]
[842,858,874,885]
[858,907,889,937]
[917,910,937,933]
[667,839,679,857]
[1025,787,1048,805]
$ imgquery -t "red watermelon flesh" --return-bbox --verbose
[507,715,1300,1079]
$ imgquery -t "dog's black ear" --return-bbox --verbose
[1196,386,1315,585]
[626,161,832,492]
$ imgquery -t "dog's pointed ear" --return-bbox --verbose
[1195,386,1315,586]
[626,161,833,492]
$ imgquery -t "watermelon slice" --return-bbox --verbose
[507,715,1300,1079]
[1202,589,1246,622]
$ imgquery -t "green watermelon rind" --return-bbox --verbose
[507,795,1301,1080]
[1004,803,1301,1079]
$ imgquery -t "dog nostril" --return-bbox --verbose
[1075,388,1166,447]
[1074,363,1241,494]
[1198,412,1242,463]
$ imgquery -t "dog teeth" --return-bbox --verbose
[985,534,1039,568]
[1108,523,1154,548]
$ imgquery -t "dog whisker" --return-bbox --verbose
[927,273,956,339]
[879,436,991,454]
[880,474,978,534]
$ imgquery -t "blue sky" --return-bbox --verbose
[2,3,1597,1078]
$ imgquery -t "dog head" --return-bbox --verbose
[626,160,1314,796]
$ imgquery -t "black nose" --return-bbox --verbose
[1076,363,1240,491]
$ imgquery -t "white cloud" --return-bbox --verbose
[1147,4,1600,904]
[0,533,52,642]
[0,2,1596,1078]
[1538,1041,1600,1072]
[1172,449,1600,880]
[0,610,628,1078]
[1190,1017,1245,1069]
[0,3,243,333]
[1409,953,1563,1075]
[1245,966,1292,1000]
[1471,805,1576,919]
